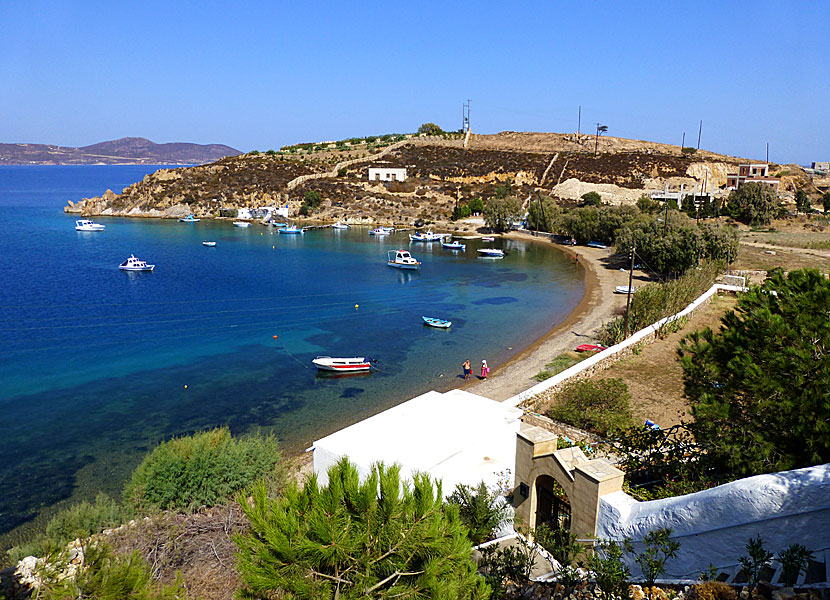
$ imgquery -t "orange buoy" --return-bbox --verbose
[272,335,278,339]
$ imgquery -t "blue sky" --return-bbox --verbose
[1,1,827,164]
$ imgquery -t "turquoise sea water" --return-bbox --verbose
[0,166,584,536]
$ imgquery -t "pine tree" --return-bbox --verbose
[679,269,830,476]
[234,457,489,599]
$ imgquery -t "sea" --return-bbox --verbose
[0,165,584,541]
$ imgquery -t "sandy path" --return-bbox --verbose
[464,233,649,402]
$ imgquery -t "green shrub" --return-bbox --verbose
[124,427,282,512]
[448,481,508,545]
[581,191,602,206]
[589,540,629,600]
[36,542,185,600]
[533,352,589,382]
[546,378,633,436]
[681,147,697,155]
[8,493,126,563]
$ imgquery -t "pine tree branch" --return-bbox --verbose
[309,569,353,586]
[364,570,425,594]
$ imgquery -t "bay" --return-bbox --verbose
[0,165,584,538]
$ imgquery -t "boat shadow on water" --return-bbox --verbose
[315,370,374,380]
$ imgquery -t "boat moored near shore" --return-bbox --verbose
[312,356,372,372]
[387,249,421,270]
[75,219,106,231]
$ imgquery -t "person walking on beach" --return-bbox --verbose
[462,359,472,381]
[481,359,490,380]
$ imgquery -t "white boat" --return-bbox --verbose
[482,236,495,242]
[477,248,504,258]
[202,241,216,247]
[369,227,393,236]
[332,222,350,230]
[442,240,466,251]
[312,356,372,372]
[232,221,251,228]
[409,230,445,242]
[423,316,452,328]
[119,254,155,271]
[279,224,304,234]
[75,219,106,232]
[387,249,421,270]
[179,214,200,222]
[615,285,636,294]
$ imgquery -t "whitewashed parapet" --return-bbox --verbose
[505,284,747,408]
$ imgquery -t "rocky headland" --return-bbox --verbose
[63,132,816,224]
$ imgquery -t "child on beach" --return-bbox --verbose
[481,360,490,380]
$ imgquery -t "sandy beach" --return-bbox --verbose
[465,233,648,402]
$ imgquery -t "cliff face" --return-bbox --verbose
[65,134,784,223]
[1,137,241,165]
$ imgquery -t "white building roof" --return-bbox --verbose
[312,389,523,496]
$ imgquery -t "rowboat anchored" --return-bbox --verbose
[422,316,451,328]
[312,356,372,372]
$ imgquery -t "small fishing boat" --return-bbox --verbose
[587,241,607,249]
[332,222,350,230]
[409,230,445,242]
[202,241,216,247]
[119,254,155,271]
[441,240,466,251]
[576,343,607,352]
[482,236,495,242]
[279,224,304,234]
[179,214,200,222]
[232,221,251,228]
[75,219,106,231]
[312,356,372,372]
[423,316,451,328]
[477,248,505,258]
[270,221,288,228]
[369,227,393,236]
[615,285,636,294]
[387,249,421,270]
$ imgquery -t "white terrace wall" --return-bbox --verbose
[505,284,746,409]
[596,463,830,582]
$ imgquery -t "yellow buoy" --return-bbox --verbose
[260,232,263,236]
[354,304,359,309]
[272,245,275,249]
[184,384,188,389]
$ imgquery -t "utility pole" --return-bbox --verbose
[697,120,702,150]
[623,244,636,338]
[578,106,581,137]
[766,142,769,163]
[682,132,685,149]
[664,198,669,236]
[462,100,471,133]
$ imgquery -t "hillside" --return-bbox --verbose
[63,132,815,223]
[1,137,241,165]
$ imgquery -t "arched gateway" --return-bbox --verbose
[513,423,625,539]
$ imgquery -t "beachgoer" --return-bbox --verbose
[462,360,472,381]
[481,360,489,380]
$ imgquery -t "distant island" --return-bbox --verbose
[0,137,241,165]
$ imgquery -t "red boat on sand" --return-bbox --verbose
[576,344,607,353]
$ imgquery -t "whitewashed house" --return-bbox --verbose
[368,167,407,182]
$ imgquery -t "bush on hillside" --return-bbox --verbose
[35,542,185,600]
[559,205,645,245]
[581,191,602,206]
[8,493,127,563]
[124,427,282,512]
[545,378,633,437]
[597,261,720,345]
[417,122,444,136]
[725,182,783,226]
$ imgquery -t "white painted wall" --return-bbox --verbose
[596,464,830,581]
[368,167,407,182]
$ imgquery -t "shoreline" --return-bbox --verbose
[464,232,631,402]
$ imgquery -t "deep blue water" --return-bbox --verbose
[0,165,584,536]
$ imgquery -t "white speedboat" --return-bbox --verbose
[119,254,155,271]
[279,224,304,234]
[477,248,504,258]
[387,249,421,270]
[442,240,465,251]
[202,241,216,247]
[179,214,200,222]
[409,230,445,242]
[75,219,105,231]
[312,356,372,372]
[232,221,251,228]
[369,227,392,236]
[615,285,636,294]
[332,222,350,230]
